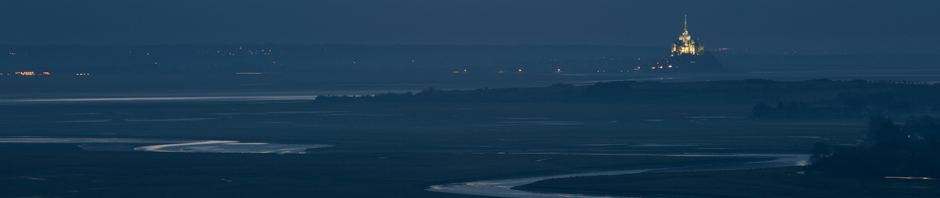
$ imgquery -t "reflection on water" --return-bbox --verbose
[631,143,698,147]
[427,153,808,198]
[135,140,332,154]
[686,116,742,119]
[1,95,320,103]
[212,111,345,116]
[429,169,655,198]
[60,118,216,123]
[0,137,332,154]
[501,121,583,126]
[0,137,183,144]
[60,120,112,123]
[125,118,216,122]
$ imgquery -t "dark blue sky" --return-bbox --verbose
[0,0,936,54]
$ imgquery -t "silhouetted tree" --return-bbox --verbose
[873,120,904,150]
[811,115,940,177]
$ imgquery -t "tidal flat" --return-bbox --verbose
[6,79,928,197]
[520,167,940,198]
[0,99,859,197]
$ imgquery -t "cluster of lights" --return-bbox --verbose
[10,71,52,76]
[495,69,523,73]
[649,65,677,70]
[76,73,90,76]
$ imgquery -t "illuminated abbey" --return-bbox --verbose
[636,15,724,72]
[672,15,705,56]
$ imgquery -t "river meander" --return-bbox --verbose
[427,153,808,198]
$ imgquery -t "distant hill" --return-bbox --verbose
[0,45,936,75]
[0,44,664,74]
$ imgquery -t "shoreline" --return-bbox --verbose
[427,153,808,198]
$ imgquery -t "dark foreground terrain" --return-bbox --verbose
[521,167,940,198]
[5,143,758,197]
[3,79,939,197]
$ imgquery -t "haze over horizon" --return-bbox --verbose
[4,1,940,198]
[0,0,936,55]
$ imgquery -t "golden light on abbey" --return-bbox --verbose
[636,15,724,73]
[671,15,705,56]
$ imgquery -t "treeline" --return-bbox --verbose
[319,79,940,108]
[752,101,846,118]
[807,115,940,177]
[316,81,635,103]
[752,92,926,118]
[719,54,940,72]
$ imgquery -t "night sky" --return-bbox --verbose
[0,0,936,54]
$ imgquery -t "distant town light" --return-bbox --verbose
[15,71,35,76]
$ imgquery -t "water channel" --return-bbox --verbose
[427,153,808,198]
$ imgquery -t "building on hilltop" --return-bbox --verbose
[672,15,705,56]
[636,15,724,72]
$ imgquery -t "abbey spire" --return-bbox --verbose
[683,15,688,35]
[672,15,704,56]
[636,15,724,72]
